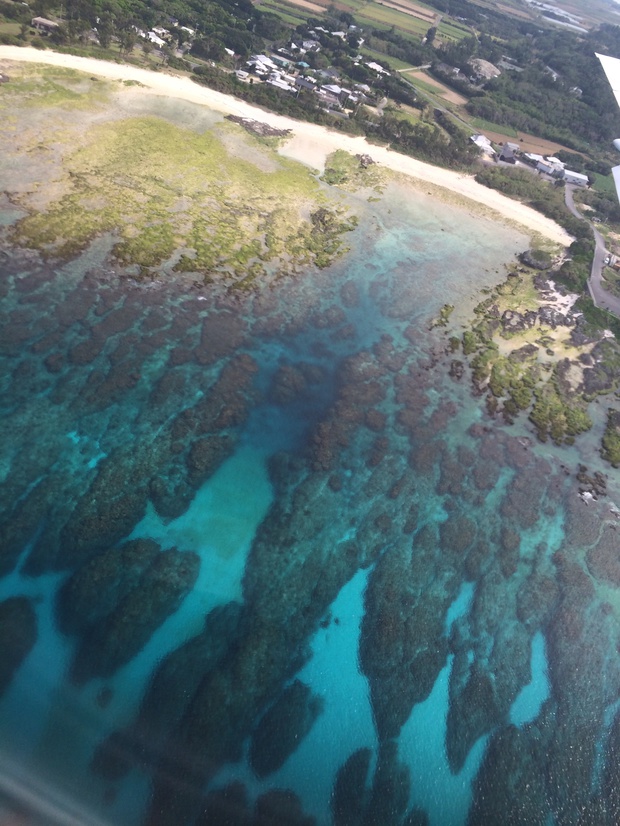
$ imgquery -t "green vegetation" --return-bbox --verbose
[10,106,357,285]
[6,0,618,182]
[601,409,620,467]
[430,303,454,328]
[470,117,518,138]
[474,166,588,239]
[529,382,592,445]
[555,238,596,294]
[321,149,385,191]
[591,172,617,197]
[573,296,620,342]
[0,64,111,110]
[459,267,600,445]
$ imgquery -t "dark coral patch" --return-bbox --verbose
[0,597,37,698]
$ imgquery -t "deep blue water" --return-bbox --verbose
[2,175,620,826]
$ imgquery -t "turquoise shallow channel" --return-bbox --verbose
[1,175,620,826]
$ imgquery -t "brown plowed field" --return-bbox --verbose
[481,129,576,156]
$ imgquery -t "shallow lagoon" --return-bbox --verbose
[2,71,620,826]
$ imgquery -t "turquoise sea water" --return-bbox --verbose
[2,168,620,826]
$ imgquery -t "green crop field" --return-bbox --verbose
[359,48,415,71]
[437,20,471,41]
[593,172,617,196]
[355,3,430,36]
[470,117,519,138]
[259,0,309,23]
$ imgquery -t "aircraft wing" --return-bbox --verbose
[597,52,620,109]
[596,53,620,202]
[613,165,620,202]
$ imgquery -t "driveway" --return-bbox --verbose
[564,184,620,317]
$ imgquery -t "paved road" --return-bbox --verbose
[564,184,620,317]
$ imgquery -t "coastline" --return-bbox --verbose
[0,46,572,247]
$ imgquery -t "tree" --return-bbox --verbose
[119,30,137,54]
[96,13,114,49]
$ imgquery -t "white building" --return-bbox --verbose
[471,134,496,156]
[564,169,589,186]
[537,159,563,177]
[365,61,389,75]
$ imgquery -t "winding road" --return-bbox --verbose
[564,183,620,317]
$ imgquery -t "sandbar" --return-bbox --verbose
[0,46,572,246]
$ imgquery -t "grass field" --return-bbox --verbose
[470,117,519,138]
[359,47,415,71]
[0,21,21,34]
[593,172,617,196]
[259,1,309,24]
[256,0,471,42]
[356,4,430,36]
[404,70,468,104]
[437,19,471,41]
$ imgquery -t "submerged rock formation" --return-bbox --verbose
[249,680,324,778]
[0,597,37,697]
[57,540,199,684]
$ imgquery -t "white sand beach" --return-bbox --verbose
[0,46,572,246]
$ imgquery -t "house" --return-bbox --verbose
[316,89,342,108]
[267,78,293,92]
[249,55,277,71]
[564,170,589,186]
[499,144,517,163]
[270,54,292,68]
[365,61,389,75]
[523,152,544,165]
[31,16,59,33]
[498,142,519,163]
[295,77,317,92]
[147,32,166,46]
[537,159,563,177]
[471,134,496,156]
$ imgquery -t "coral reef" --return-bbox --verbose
[0,597,37,698]
[58,540,199,684]
[249,680,324,778]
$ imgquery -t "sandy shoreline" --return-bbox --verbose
[0,46,572,246]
